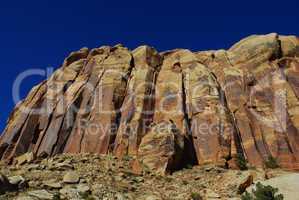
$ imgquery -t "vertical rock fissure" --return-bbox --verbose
[212,71,247,164]
[230,112,247,158]
[50,82,87,156]
[109,56,135,152]
[12,111,41,158]
[76,72,106,153]
[1,97,43,158]
[273,37,283,61]
[0,143,8,160]
[246,117,265,160]
[33,112,54,156]
[259,124,273,157]
[2,94,45,161]
[1,130,22,160]
[31,122,41,146]
[136,61,163,151]
[276,65,297,154]
[181,72,198,167]
[74,54,111,153]
[35,70,85,157]
[49,115,66,156]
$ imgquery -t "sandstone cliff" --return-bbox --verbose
[0,33,299,174]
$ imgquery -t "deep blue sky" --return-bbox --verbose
[0,0,298,133]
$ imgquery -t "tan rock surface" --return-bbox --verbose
[0,34,299,172]
[137,121,185,175]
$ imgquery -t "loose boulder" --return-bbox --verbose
[137,121,185,175]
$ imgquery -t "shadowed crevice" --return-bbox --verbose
[179,72,198,169]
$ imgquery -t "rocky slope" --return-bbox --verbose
[0,33,299,175]
[0,153,292,200]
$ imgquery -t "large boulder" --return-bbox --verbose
[137,121,185,175]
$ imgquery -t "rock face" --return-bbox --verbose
[1,33,299,173]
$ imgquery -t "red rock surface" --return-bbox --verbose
[1,34,299,173]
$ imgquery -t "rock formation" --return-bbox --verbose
[0,33,299,174]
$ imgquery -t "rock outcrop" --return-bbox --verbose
[1,33,299,174]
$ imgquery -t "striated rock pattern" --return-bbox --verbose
[0,33,299,174]
[137,121,185,175]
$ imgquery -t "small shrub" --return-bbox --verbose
[52,193,61,200]
[79,192,89,199]
[241,182,284,200]
[248,166,257,170]
[122,155,132,161]
[182,180,188,185]
[241,192,253,200]
[236,153,248,170]
[185,164,193,169]
[164,176,173,182]
[191,192,203,200]
[79,192,95,200]
[264,156,279,169]
[85,197,96,200]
